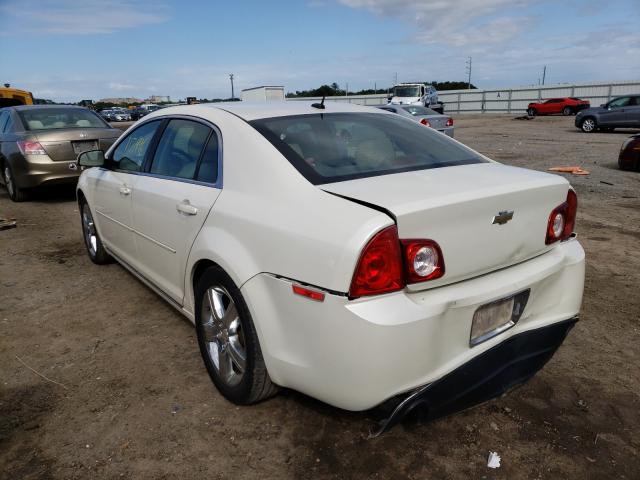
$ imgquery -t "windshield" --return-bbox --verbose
[19,108,109,130]
[250,113,486,185]
[394,86,421,97]
[402,105,437,116]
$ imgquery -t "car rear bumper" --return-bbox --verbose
[13,155,79,188]
[437,127,454,137]
[373,316,577,434]
[241,238,584,411]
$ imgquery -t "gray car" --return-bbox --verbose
[0,105,121,201]
[375,104,454,137]
[575,95,640,133]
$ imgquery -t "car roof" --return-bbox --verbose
[12,104,87,111]
[152,101,384,122]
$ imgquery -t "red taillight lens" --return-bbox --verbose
[445,117,454,127]
[17,140,46,155]
[349,226,404,298]
[401,240,445,283]
[546,190,578,244]
[420,118,431,127]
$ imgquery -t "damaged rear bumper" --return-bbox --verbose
[373,316,578,436]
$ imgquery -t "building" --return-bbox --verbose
[147,95,170,103]
[99,97,143,105]
[241,86,285,102]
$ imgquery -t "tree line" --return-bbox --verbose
[286,81,476,98]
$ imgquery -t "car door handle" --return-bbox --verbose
[119,186,131,196]
[176,201,198,216]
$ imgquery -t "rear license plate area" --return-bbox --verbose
[72,140,98,155]
[470,290,530,347]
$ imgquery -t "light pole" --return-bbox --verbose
[465,57,472,89]
[229,73,235,100]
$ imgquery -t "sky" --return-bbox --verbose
[1,0,639,102]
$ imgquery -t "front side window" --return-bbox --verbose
[149,119,210,180]
[251,113,486,185]
[111,120,161,172]
[608,97,630,108]
[17,108,109,130]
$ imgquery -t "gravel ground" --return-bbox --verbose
[1,114,639,480]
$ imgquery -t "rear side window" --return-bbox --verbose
[195,134,219,183]
[112,120,161,172]
[402,106,438,116]
[251,113,486,184]
[0,111,9,132]
[149,119,210,180]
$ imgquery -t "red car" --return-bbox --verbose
[527,97,590,117]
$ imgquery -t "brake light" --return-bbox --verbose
[349,226,404,298]
[402,240,445,283]
[349,226,446,298]
[546,190,578,244]
[445,117,454,127]
[420,118,431,127]
[17,140,46,155]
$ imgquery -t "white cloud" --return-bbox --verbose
[0,0,169,35]
[338,0,537,47]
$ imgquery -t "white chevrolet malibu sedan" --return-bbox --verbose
[76,102,584,432]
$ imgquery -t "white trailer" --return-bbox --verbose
[241,86,285,102]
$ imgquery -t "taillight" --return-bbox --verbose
[546,190,578,244]
[445,117,454,127]
[349,226,445,298]
[420,118,431,127]
[349,226,404,298]
[17,140,46,155]
[401,240,445,283]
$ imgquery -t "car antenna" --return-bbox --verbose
[312,95,326,110]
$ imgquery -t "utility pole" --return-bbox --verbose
[542,65,546,85]
[346,82,349,96]
[229,73,235,99]
[394,72,398,85]
[465,57,472,89]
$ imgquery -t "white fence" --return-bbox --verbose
[286,80,640,114]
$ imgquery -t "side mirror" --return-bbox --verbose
[77,149,105,167]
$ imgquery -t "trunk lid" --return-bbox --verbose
[322,162,570,291]
[35,128,121,161]
[419,115,447,129]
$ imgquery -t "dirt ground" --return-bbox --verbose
[1,114,639,480]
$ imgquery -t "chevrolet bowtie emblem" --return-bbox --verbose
[492,210,514,225]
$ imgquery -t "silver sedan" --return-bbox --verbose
[375,104,454,137]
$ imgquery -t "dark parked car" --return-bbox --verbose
[129,108,149,121]
[527,97,590,116]
[0,105,121,201]
[575,95,640,133]
[618,134,640,171]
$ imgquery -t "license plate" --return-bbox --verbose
[470,290,530,347]
[72,140,98,155]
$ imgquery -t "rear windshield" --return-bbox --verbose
[401,105,438,116]
[18,108,109,131]
[250,113,486,184]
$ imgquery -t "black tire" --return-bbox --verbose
[527,108,536,117]
[3,162,26,202]
[562,106,573,116]
[580,117,597,133]
[80,201,112,264]
[195,266,278,404]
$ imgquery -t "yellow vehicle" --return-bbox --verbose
[0,84,34,107]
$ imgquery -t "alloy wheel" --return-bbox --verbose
[4,167,14,197]
[582,118,596,132]
[200,286,246,387]
[82,204,98,257]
